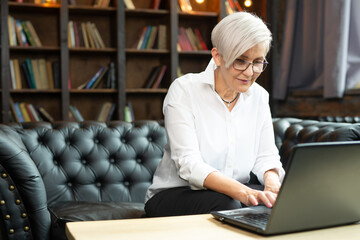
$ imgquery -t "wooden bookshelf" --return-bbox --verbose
[0,0,233,123]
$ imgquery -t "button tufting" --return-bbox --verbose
[148,137,153,142]
[0,200,5,205]
[109,158,115,164]
[22,213,27,218]
[81,159,87,165]
[53,160,58,165]
[24,226,30,232]
[94,138,99,144]
[121,138,126,143]
[67,182,73,187]
[96,182,101,188]
[124,181,130,186]
[1,173,7,178]
[9,229,14,234]
[136,158,142,163]
[9,185,15,191]
[15,199,21,205]
[5,214,10,220]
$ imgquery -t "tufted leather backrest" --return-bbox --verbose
[12,121,166,206]
[272,118,360,168]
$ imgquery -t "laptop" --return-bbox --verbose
[211,141,360,235]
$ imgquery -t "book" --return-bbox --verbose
[13,59,22,89]
[91,23,106,48]
[9,60,16,89]
[37,106,54,122]
[151,0,161,9]
[157,25,167,49]
[124,106,132,122]
[38,58,50,89]
[19,102,31,122]
[25,21,42,47]
[15,19,29,47]
[91,66,109,89]
[135,26,148,49]
[13,102,25,122]
[194,28,208,50]
[151,65,167,88]
[123,0,135,9]
[9,99,20,123]
[143,66,162,88]
[69,105,84,122]
[140,26,152,49]
[27,103,42,121]
[127,101,135,122]
[96,102,112,122]
[21,21,36,46]
[31,59,42,89]
[84,66,106,89]
[81,22,90,48]
[25,58,36,88]
[106,103,116,122]
[107,62,116,89]
[85,22,96,48]
[146,26,159,49]
[20,61,33,89]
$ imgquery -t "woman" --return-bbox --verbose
[145,12,285,217]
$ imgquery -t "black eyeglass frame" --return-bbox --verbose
[232,58,269,73]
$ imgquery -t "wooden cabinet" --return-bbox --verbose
[0,0,228,123]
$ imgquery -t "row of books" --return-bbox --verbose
[10,101,135,123]
[177,27,208,51]
[8,16,42,47]
[76,62,116,89]
[10,100,54,123]
[225,0,243,15]
[133,25,167,50]
[10,58,60,90]
[143,65,167,89]
[68,21,106,49]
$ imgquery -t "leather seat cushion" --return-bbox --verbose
[49,201,145,240]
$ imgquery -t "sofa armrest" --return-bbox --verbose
[0,130,51,240]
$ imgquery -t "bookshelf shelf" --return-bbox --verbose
[126,88,168,94]
[11,89,61,94]
[70,89,118,94]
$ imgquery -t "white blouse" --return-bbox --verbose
[145,59,285,202]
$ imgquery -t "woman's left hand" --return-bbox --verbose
[263,169,281,194]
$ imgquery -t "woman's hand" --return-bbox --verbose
[263,169,282,194]
[240,188,277,208]
[204,171,278,208]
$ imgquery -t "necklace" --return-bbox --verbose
[220,92,239,107]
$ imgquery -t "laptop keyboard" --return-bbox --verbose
[234,213,270,228]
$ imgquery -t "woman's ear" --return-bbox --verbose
[211,47,222,67]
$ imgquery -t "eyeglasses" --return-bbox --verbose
[232,58,269,73]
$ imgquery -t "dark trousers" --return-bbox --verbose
[145,187,242,217]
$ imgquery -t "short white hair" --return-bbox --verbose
[211,12,272,68]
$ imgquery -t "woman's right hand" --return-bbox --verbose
[238,188,277,208]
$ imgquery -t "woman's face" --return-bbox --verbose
[214,42,267,93]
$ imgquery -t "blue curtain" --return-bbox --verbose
[273,0,360,99]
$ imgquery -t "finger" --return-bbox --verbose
[265,191,277,206]
[248,194,258,206]
[258,192,273,208]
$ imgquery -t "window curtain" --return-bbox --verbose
[273,0,360,99]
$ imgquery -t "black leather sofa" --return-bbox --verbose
[1,118,360,240]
